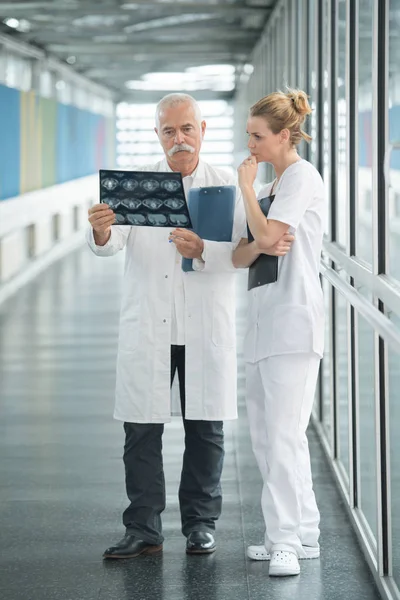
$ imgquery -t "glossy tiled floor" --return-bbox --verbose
[0,246,381,600]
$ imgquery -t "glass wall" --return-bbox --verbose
[335,278,350,481]
[235,1,400,598]
[336,0,348,250]
[309,0,319,169]
[388,0,400,283]
[357,0,374,264]
[389,315,400,588]
[357,310,377,542]
[322,277,333,442]
[388,2,400,585]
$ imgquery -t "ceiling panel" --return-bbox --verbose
[0,0,276,101]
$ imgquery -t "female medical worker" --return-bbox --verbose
[232,89,325,577]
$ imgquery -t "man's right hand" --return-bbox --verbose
[88,203,115,245]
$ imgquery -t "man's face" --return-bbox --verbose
[155,102,206,170]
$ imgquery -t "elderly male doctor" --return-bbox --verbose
[87,93,290,559]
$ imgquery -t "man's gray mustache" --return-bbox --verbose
[168,144,195,157]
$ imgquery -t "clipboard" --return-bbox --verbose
[247,195,279,290]
[181,185,236,272]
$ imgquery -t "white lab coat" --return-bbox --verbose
[87,158,246,423]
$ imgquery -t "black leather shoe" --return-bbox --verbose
[186,531,216,554]
[103,534,163,559]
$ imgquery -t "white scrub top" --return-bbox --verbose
[244,159,326,364]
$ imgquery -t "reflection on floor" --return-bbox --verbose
[0,246,381,599]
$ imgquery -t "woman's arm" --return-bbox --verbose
[232,239,260,268]
[240,184,289,250]
[238,157,312,249]
[233,233,295,269]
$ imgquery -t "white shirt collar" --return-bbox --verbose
[160,157,205,183]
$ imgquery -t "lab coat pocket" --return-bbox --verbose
[212,294,235,348]
[271,304,313,355]
[118,311,141,354]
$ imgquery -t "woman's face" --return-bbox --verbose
[246,115,284,164]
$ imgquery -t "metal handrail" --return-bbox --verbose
[322,239,400,317]
[320,259,400,354]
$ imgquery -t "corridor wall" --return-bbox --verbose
[0,83,115,201]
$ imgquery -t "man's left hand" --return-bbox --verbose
[169,228,204,259]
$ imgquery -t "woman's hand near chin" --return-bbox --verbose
[238,155,258,191]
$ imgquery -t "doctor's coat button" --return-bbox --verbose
[165,275,168,278]
[163,319,167,323]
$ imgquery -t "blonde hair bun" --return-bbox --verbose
[250,88,312,145]
[286,88,312,116]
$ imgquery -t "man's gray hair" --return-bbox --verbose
[155,93,202,128]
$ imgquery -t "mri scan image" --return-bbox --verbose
[148,214,168,226]
[123,199,142,210]
[101,177,119,191]
[143,198,163,210]
[109,200,122,211]
[115,213,126,224]
[121,179,138,191]
[141,179,160,192]
[170,214,190,226]
[126,214,147,225]
[162,180,180,192]
[164,198,185,210]
[99,169,192,228]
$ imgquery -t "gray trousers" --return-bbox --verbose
[122,345,225,544]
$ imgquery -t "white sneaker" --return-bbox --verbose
[247,543,320,561]
[269,550,300,577]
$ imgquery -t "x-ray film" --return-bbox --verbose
[99,169,193,229]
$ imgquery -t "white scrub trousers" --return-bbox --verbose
[245,352,321,558]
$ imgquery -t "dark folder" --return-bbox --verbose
[182,185,236,272]
[247,195,278,291]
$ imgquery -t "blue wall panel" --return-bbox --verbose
[389,105,400,170]
[0,83,114,200]
[0,85,20,199]
[56,105,111,185]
